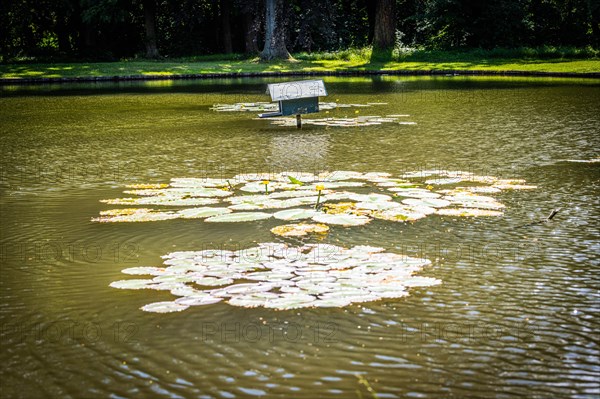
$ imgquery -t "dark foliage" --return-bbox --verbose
[1,0,598,61]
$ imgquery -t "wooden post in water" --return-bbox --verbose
[296,114,302,129]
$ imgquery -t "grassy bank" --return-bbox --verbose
[1,47,599,80]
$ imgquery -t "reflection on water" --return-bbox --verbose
[269,132,330,171]
[1,76,599,398]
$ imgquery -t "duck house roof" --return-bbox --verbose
[266,80,327,101]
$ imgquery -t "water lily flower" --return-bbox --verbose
[315,184,325,209]
[262,180,269,194]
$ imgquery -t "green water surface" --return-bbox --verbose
[1,76,599,398]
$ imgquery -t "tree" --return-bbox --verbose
[260,0,290,60]
[239,0,261,54]
[290,0,338,52]
[142,0,159,58]
[372,0,396,50]
[220,0,233,53]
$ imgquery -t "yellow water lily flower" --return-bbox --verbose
[262,180,270,185]
[315,184,325,191]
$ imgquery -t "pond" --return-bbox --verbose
[1,76,599,398]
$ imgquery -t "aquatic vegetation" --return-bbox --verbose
[312,212,371,226]
[270,223,329,237]
[435,208,504,217]
[210,102,390,113]
[211,102,415,127]
[92,208,179,222]
[140,301,190,313]
[371,207,429,222]
[205,212,272,223]
[273,208,319,220]
[177,207,232,219]
[125,183,170,189]
[101,197,220,206]
[94,169,535,224]
[266,116,416,128]
[110,243,440,312]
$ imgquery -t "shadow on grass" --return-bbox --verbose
[1,55,598,79]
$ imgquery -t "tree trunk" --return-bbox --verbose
[260,0,290,61]
[244,9,259,54]
[220,0,233,54]
[56,16,72,54]
[142,0,159,58]
[373,0,395,50]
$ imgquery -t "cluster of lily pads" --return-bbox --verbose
[209,102,388,113]
[110,243,440,312]
[93,170,536,236]
[103,170,537,312]
[265,115,416,128]
[210,101,415,127]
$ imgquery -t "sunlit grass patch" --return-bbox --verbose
[1,48,598,79]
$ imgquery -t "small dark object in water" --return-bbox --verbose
[547,208,561,220]
[518,208,561,228]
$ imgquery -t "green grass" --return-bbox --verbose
[1,47,599,79]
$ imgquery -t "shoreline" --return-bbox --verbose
[2,69,599,85]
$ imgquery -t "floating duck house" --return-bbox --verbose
[258,80,327,118]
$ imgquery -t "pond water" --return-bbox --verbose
[1,76,599,398]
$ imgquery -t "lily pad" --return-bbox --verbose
[121,267,166,276]
[194,277,235,286]
[175,295,223,306]
[170,177,238,188]
[389,189,441,198]
[321,202,357,214]
[140,301,189,313]
[263,293,317,309]
[268,190,320,199]
[244,271,296,281]
[425,177,463,185]
[371,207,427,222]
[170,286,204,297]
[312,212,371,226]
[271,223,330,237]
[205,212,272,223]
[99,208,154,216]
[153,274,196,283]
[273,208,319,221]
[110,279,156,289]
[355,201,401,211]
[227,292,280,308]
[347,193,393,202]
[492,183,538,190]
[101,197,219,206]
[402,197,451,208]
[92,209,179,223]
[125,183,169,189]
[445,194,505,210]
[312,297,354,307]
[178,207,232,219]
[435,208,504,217]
